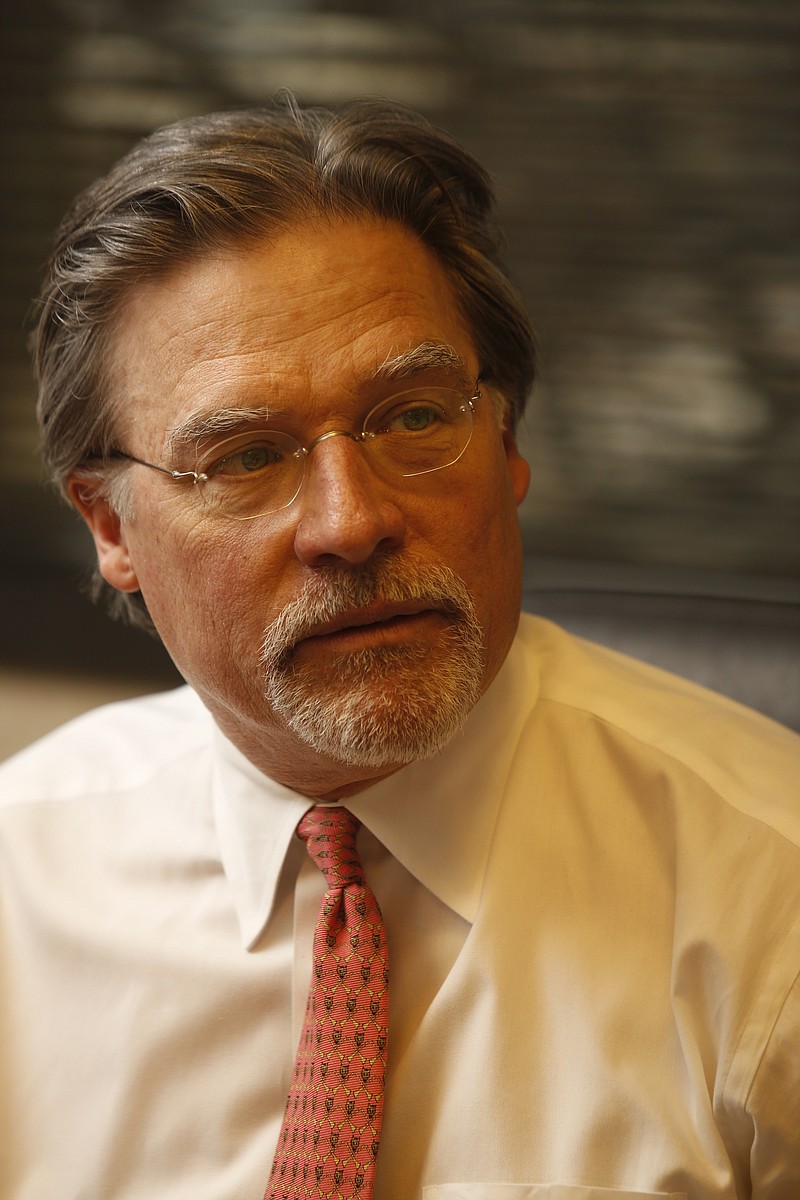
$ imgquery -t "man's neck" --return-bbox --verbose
[207,700,406,801]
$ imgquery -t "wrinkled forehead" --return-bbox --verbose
[105,217,481,455]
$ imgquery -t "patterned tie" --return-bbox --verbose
[265,806,389,1200]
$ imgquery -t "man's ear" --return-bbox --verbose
[502,428,531,507]
[67,476,140,594]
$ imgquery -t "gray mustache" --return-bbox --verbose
[260,561,477,668]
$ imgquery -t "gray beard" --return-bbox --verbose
[259,560,485,768]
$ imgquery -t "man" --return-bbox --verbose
[1,97,798,1200]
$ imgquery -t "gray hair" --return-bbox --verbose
[33,94,536,627]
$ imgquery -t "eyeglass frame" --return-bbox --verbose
[108,381,484,521]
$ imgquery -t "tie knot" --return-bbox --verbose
[297,806,364,888]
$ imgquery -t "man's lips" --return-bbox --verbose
[295,601,446,649]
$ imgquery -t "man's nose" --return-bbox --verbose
[292,434,406,567]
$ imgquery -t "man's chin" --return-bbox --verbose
[257,557,487,769]
[263,639,484,769]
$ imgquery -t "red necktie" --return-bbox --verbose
[265,806,389,1199]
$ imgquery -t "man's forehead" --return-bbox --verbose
[109,216,479,451]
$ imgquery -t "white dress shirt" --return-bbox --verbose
[1,615,798,1200]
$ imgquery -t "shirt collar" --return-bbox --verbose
[211,625,538,949]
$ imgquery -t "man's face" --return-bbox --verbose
[74,217,530,795]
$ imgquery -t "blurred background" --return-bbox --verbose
[2,0,799,755]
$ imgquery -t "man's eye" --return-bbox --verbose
[383,404,443,433]
[209,441,286,477]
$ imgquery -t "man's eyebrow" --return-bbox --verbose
[372,343,473,390]
[165,406,272,459]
